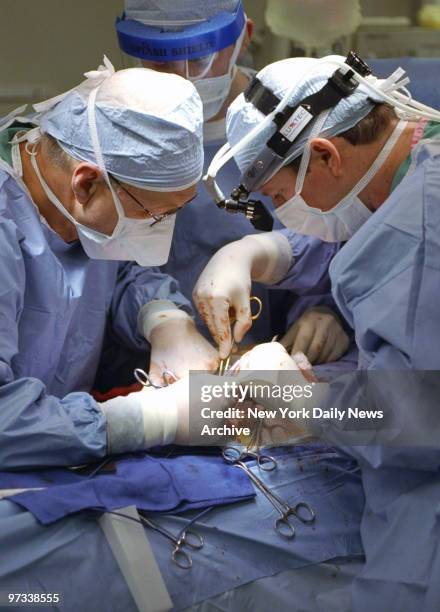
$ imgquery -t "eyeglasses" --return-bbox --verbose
[110,175,194,226]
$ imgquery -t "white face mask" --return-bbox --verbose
[275,119,407,242]
[29,148,176,265]
[194,67,237,121]
[193,25,246,121]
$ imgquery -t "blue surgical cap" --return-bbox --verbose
[37,62,204,191]
[124,0,241,25]
[227,55,386,174]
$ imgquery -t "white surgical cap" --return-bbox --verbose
[226,55,387,174]
[38,63,204,191]
[125,0,241,25]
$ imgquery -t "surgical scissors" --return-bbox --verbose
[139,513,204,570]
[222,420,277,471]
[234,461,316,540]
[134,368,178,389]
[223,445,277,471]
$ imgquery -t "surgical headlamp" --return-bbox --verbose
[204,51,372,232]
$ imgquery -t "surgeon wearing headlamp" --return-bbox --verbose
[197,55,440,612]
[194,53,440,369]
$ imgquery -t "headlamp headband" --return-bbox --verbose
[240,51,372,193]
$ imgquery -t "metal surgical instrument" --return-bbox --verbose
[161,369,178,385]
[139,514,204,570]
[222,419,277,471]
[223,445,277,471]
[218,295,263,376]
[234,461,316,540]
[134,367,178,389]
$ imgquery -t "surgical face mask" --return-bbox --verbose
[28,140,176,266]
[276,192,372,242]
[275,119,407,242]
[194,66,238,121]
[193,24,246,121]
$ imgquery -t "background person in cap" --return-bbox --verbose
[116,0,350,369]
[0,60,215,469]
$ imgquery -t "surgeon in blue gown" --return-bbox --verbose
[0,60,223,469]
[114,0,351,375]
[194,54,440,610]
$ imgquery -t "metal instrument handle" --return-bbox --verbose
[274,515,296,540]
[291,501,316,525]
[134,368,162,389]
[171,546,193,570]
[180,529,204,550]
[256,453,277,472]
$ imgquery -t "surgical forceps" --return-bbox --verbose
[222,420,277,471]
[223,445,277,471]
[139,513,204,570]
[134,368,178,389]
[218,295,263,376]
[234,461,316,540]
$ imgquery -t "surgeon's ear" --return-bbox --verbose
[240,18,254,54]
[309,138,342,178]
[71,163,102,205]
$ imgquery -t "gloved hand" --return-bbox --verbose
[237,342,300,371]
[232,343,322,445]
[235,342,302,394]
[100,374,230,452]
[138,300,219,385]
[101,377,189,451]
[193,232,293,358]
[280,306,349,365]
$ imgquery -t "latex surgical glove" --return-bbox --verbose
[236,342,317,381]
[138,300,219,385]
[233,343,323,445]
[280,306,349,365]
[237,342,300,371]
[193,232,292,359]
[235,342,309,403]
[100,377,188,452]
[100,374,230,453]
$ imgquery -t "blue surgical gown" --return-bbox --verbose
[0,166,190,469]
[330,135,440,370]
[310,131,440,610]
